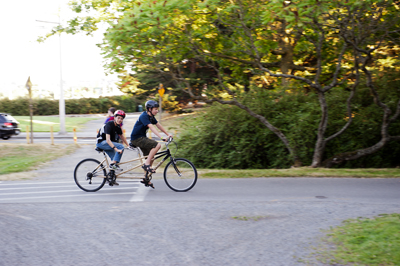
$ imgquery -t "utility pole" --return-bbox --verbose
[36,1,67,135]
[58,20,66,134]
[36,10,66,134]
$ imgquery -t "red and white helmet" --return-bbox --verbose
[114,110,126,118]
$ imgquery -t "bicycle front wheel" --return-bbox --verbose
[74,158,107,192]
[164,158,197,192]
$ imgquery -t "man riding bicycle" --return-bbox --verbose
[130,100,173,188]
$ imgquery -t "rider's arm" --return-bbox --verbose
[119,133,129,147]
[155,123,171,139]
[147,123,168,140]
[106,134,122,153]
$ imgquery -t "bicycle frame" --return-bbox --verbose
[96,140,174,179]
[74,136,197,192]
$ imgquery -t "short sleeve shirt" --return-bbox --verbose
[105,116,114,123]
[97,121,122,143]
[130,111,158,141]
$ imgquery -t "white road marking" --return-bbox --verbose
[0,181,72,186]
[0,212,33,220]
[0,185,76,191]
[0,180,144,202]
[129,183,150,202]
[0,186,139,196]
[0,192,137,201]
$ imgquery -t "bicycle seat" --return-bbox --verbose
[95,147,104,152]
[129,143,137,148]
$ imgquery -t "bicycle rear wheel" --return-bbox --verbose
[163,158,197,192]
[74,158,107,192]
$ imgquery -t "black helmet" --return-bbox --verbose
[145,100,159,111]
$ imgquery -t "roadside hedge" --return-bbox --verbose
[0,96,139,115]
[177,84,400,169]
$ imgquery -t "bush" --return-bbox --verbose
[177,84,400,169]
[0,95,139,115]
[161,94,182,113]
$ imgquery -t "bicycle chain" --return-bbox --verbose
[107,171,117,186]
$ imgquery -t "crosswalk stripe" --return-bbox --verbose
[0,192,137,201]
[0,181,72,186]
[0,186,139,196]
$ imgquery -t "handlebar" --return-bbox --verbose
[164,136,173,146]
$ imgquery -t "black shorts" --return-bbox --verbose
[130,137,158,156]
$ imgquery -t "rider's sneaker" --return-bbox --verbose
[109,163,122,172]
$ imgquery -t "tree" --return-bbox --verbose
[45,0,400,167]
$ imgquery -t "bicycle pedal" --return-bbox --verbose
[140,180,155,189]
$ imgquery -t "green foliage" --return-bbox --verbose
[177,98,302,169]
[324,71,400,168]
[320,213,400,265]
[177,81,400,169]
[0,95,139,116]
[42,0,400,167]
[161,93,181,113]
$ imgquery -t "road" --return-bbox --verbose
[1,160,399,266]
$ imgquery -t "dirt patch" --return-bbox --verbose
[0,172,38,181]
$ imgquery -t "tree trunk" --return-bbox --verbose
[322,137,389,167]
[273,20,296,87]
[311,91,328,167]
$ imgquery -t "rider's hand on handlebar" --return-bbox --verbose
[163,135,173,142]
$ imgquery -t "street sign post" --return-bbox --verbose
[158,83,165,122]
[25,77,34,143]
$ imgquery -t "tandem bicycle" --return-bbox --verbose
[73,137,197,192]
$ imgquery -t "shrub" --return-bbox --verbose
[0,96,139,115]
[177,84,400,169]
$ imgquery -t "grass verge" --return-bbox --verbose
[159,110,204,134]
[15,116,99,132]
[0,143,78,178]
[198,168,400,178]
[316,213,400,265]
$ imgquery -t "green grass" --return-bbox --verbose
[317,214,400,265]
[14,116,98,132]
[160,110,204,134]
[198,168,400,178]
[0,144,77,176]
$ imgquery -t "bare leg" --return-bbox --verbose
[142,143,161,188]
[145,143,161,166]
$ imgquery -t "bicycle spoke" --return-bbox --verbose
[74,159,107,192]
[164,158,197,192]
